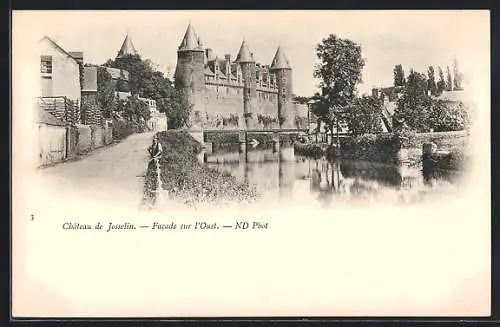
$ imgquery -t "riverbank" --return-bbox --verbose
[155,130,259,206]
[294,131,470,170]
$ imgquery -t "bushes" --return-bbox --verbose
[340,133,403,163]
[155,131,258,205]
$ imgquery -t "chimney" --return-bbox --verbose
[206,48,214,61]
[70,51,84,64]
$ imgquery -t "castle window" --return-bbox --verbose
[40,55,52,77]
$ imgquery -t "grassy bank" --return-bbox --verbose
[155,130,259,206]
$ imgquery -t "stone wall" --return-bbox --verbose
[103,120,113,145]
[76,124,92,154]
[90,125,104,149]
[67,125,79,158]
[403,130,469,150]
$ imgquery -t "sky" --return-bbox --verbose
[13,10,489,96]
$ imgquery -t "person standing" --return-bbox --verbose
[144,135,163,208]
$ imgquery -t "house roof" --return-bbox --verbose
[104,67,130,81]
[116,33,139,58]
[270,46,291,70]
[38,36,79,65]
[383,101,397,116]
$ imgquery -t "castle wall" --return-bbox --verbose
[190,80,283,129]
[174,50,205,106]
[256,90,279,117]
[203,84,244,115]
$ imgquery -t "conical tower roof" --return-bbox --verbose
[270,46,291,70]
[178,22,203,52]
[116,33,139,59]
[235,40,255,63]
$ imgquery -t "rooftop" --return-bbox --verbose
[235,40,255,63]
[116,33,139,58]
[270,46,291,70]
[178,22,204,52]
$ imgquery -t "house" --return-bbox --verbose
[37,36,81,125]
[104,67,130,91]
[372,86,405,133]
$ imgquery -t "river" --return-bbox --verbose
[199,142,466,207]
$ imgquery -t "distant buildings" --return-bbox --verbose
[371,86,405,133]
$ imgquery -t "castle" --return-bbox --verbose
[174,23,296,129]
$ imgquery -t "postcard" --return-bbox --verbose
[11,10,491,317]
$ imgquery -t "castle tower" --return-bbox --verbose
[270,46,293,129]
[174,23,205,114]
[116,33,139,59]
[235,40,257,129]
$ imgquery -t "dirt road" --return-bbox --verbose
[35,132,156,210]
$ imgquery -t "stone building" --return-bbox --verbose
[174,23,295,129]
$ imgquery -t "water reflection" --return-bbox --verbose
[201,143,463,205]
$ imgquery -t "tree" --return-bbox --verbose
[437,67,446,95]
[393,69,471,133]
[427,66,438,96]
[429,99,470,132]
[116,96,150,122]
[157,88,193,129]
[393,64,406,87]
[453,57,464,91]
[345,95,383,136]
[313,34,365,141]
[104,54,189,129]
[96,67,116,119]
[104,54,156,97]
[446,66,453,91]
[393,69,433,132]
